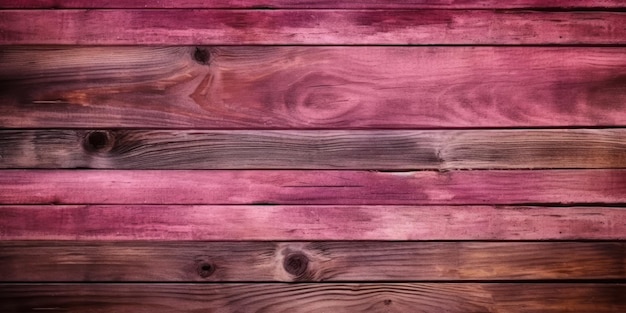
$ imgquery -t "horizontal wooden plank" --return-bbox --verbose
[1,10,625,45]
[3,47,626,128]
[3,0,626,9]
[1,241,624,282]
[1,205,624,240]
[1,283,624,312]
[1,170,625,205]
[3,129,626,169]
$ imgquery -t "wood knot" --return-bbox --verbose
[384,299,392,305]
[197,262,215,278]
[83,130,113,153]
[193,47,210,65]
[283,253,309,277]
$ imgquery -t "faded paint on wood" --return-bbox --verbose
[1,283,624,312]
[2,129,626,169]
[1,205,623,240]
[1,10,625,45]
[1,241,624,281]
[1,170,625,205]
[3,0,626,9]
[2,47,626,129]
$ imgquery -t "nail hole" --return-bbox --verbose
[283,253,309,277]
[194,47,210,65]
[83,131,112,153]
[197,262,215,278]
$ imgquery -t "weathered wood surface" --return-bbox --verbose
[1,170,625,205]
[1,10,625,45]
[3,0,625,9]
[2,283,625,312]
[1,241,625,282]
[3,129,626,169]
[1,205,624,240]
[3,46,626,129]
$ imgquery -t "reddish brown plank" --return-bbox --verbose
[1,10,625,45]
[1,242,624,282]
[3,129,626,169]
[2,47,626,128]
[1,283,624,312]
[1,170,625,205]
[1,205,624,240]
[3,0,625,9]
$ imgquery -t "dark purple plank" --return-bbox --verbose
[1,10,625,44]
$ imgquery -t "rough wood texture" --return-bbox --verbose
[1,241,625,282]
[2,170,625,205]
[3,0,625,9]
[1,10,625,45]
[3,46,626,128]
[1,205,624,240]
[2,129,626,169]
[2,283,625,312]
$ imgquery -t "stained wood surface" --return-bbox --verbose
[3,129,626,169]
[1,170,625,205]
[3,0,626,9]
[2,283,625,313]
[1,241,625,282]
[1,10,626,45]
[3,46,626,128]
[1,205,624,240]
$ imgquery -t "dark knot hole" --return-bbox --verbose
[283,253,309,277]
[194,47,210,65]
[84,131,112,152]
[197,262,215,278]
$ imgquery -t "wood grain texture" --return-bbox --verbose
[1,241,625,282]
[1,283,625,312]
[2,129,626,169]
[1,170,625,205]
[3,0,626,9]
[2,205,624,240]
[1,10,626,45]
[3,46,626,128]
[2,205,625,240]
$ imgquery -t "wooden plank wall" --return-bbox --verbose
[1,1,626,312]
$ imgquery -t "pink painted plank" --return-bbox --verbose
[1,10,625,45]
[2,0,625,9]
[0,205,624,240]
[1,170,625,205]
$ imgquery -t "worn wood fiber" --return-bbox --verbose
[2,205,623,240]
[2,129,626,169]
[3,46,626,129]
[1,170,625,205]
[3,0,626,9]
[1,241,624,282]
[2,283,625,313]
[1,10,625,45]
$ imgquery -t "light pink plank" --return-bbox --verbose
[1,10,625,45]
[0,205,624,240]
[2,0,625,9]
[1,170,625,205]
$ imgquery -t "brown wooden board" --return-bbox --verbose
[3,46,626,129]
[1,241,624,282]
[1,283,625,312]
[2,129,626,169]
